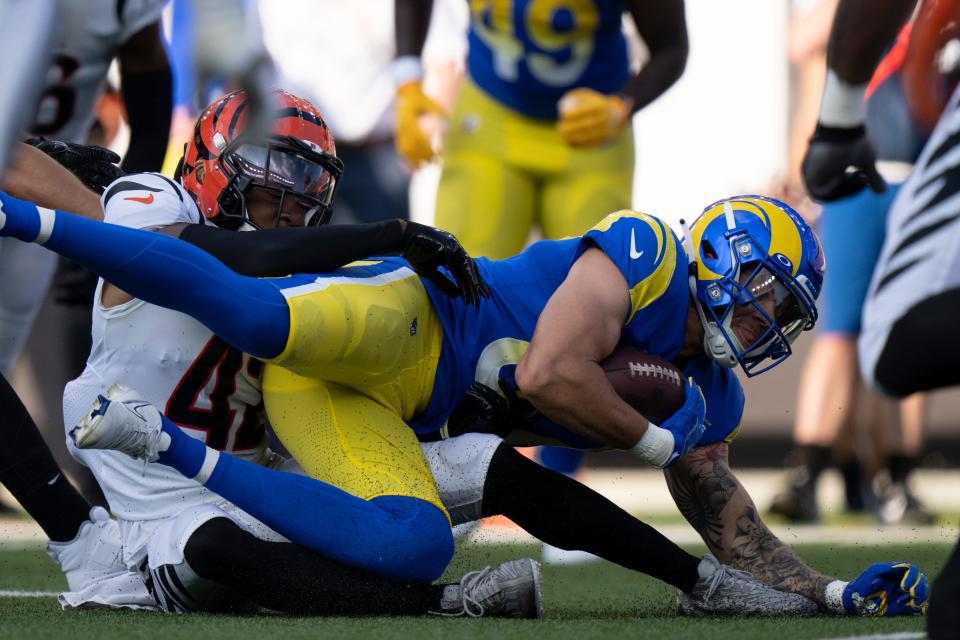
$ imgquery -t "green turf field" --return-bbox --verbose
[0,541,944,639]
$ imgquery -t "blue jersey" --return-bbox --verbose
[466,0,630,120]
[412,210,745,448]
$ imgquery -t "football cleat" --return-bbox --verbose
[47,506,126,593]
[443,559,543,618]
[70,383,165,462]
[677,554,818,616]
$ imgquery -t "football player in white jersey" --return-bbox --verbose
[48,88,531,616]
[0,0,172,376]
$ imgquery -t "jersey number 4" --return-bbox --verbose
[165,337,265,452]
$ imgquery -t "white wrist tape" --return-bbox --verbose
[629,422,674,468]
[824,579,848,614]
[818,70,867,128]
[36,207,55,245]
[391,56,423,87]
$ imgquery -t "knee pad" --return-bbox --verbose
[421,433,502,525]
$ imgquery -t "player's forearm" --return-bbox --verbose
[826,0,915,84]
[619,44,687,114]
[623,0,688,113]
[395,0,433,58]
[665,444,835,606]
[1,144,101,218]
[120,66,173,173]
[177,220,406,277]
[516,357,648,448]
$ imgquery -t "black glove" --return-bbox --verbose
[24,138,124,194]
[801,124,886,202]
[446,381,539,439]
[400,221,490,306]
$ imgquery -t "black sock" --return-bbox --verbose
[184,518,446,616]
[0,373,90,541]
[837,457,866,512]
[787,445,832,487]
[482,443,701,593]
[888,454,918,486]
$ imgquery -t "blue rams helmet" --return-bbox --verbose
[683,196,825,376]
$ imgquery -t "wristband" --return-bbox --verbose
[391,56,423,87]
[824,579,848,614]
[819,70,867,128]
[629,421,673,467]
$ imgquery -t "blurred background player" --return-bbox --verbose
[259,0,410,224]
[0,0,57,172]
[394,0,688,563]
[1,0,171,509]
[770,10,935,525]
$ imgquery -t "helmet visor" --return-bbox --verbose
[229,142,337,207]
[737,265,810,360]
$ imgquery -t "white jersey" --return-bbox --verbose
[64,173,267,549]
[31,0,166,142]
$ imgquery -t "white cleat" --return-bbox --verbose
[47,506,157,610]
[47,507,125,593]
[677,554,819,617]
[70,383,165,462]
[445,558,543,618]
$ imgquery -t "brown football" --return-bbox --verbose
[601,346,686,423]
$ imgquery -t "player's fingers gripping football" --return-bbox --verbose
[653,378,706,469]
[395,81,446,168]
[556,88,630,149]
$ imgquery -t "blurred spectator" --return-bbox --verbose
[770,16,933,525]
[259,0,409,223]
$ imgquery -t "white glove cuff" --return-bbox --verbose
[819,70,867,128]
[391,56,423,87]
[824,579,848,614]
[629,422,673,468]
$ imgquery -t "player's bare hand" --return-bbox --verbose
[401,221,490,306]
[25,138,124,194]
[801,124,886,202]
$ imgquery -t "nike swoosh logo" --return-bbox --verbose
[129,402,153,422]
[123,194,154,204]
[47,473,61,486]
[630,229,644,259]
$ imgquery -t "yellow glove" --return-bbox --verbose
[556,88,631,149]
[394,81,446,168]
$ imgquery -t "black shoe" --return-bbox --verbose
[768,482,819,522]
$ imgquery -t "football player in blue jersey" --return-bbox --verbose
[0,183,930,617]
[394,1,688,533]
[393,0,687,257]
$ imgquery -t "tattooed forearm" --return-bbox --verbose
[665,444,835,606]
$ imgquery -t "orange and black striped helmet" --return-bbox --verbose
[180,88,343,229]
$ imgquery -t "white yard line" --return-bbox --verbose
[0,590,58,598]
